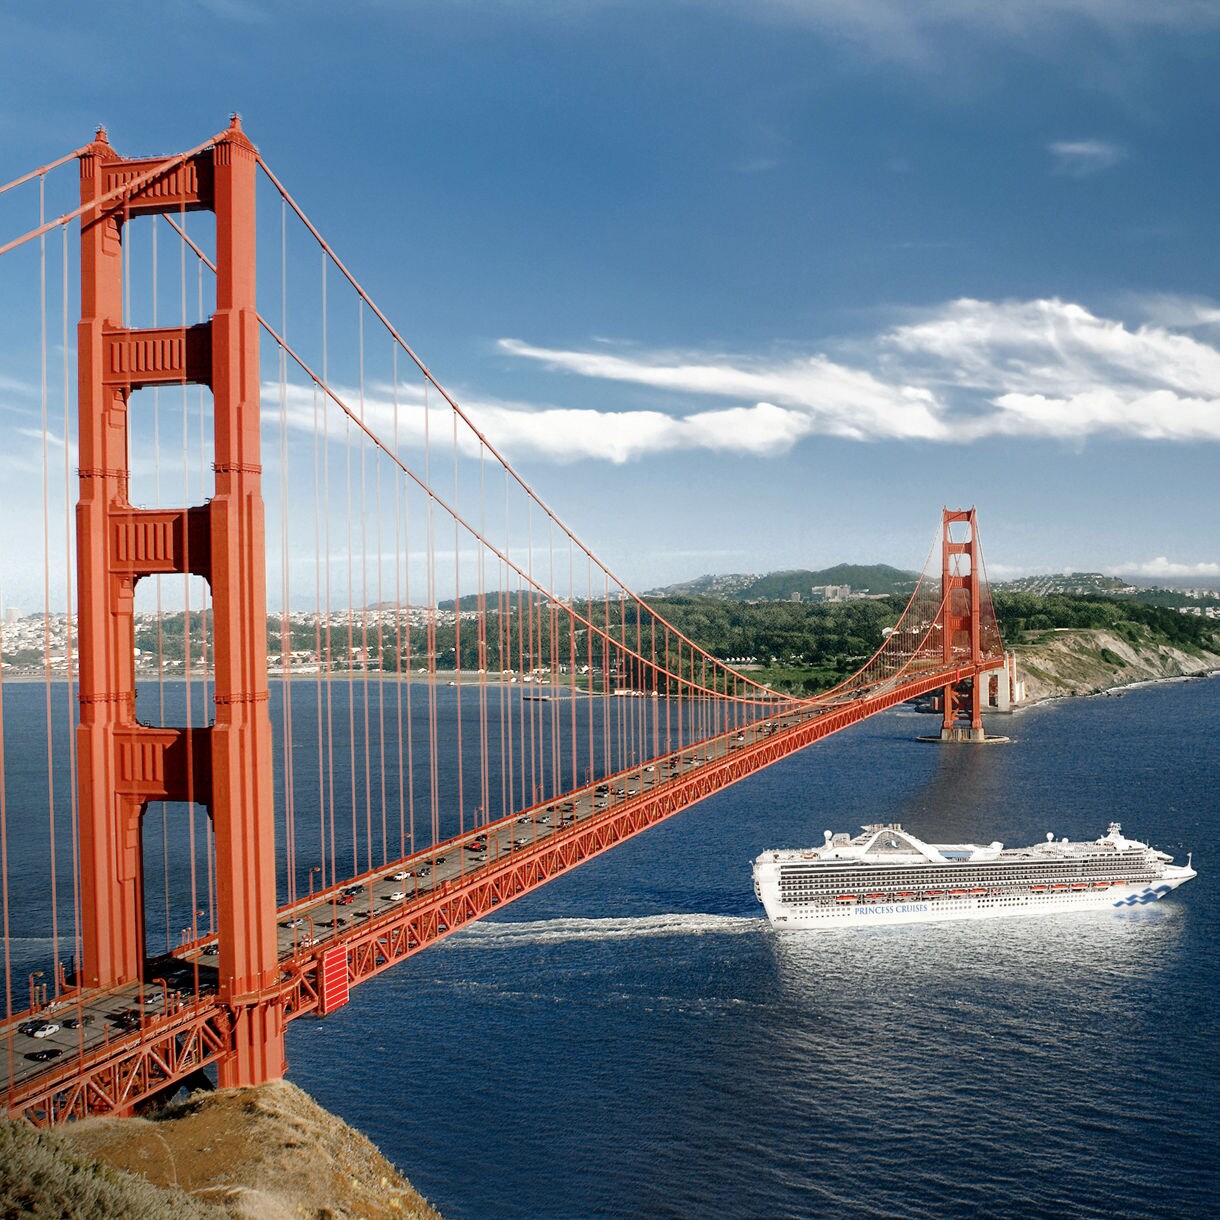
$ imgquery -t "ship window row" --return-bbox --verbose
[778,875,1150,897]
[778,863,1147,884]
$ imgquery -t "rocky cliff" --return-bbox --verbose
[1013,628,1220,702]
[2,1080,441,1219]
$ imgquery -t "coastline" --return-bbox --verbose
[1007,627,1220,709]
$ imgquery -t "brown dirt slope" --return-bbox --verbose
[0,1115,213,1218]
[1014,628,1220,702]
[3,1080,442,1220]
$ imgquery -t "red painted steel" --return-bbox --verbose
[277,660,997,1016]
[941,508,985,734]
[73,118,283,1091]
[9,1006,231,1126]
[1,124,1012,1126]
[318,947,350,1015]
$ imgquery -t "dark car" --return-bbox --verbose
[26,1048,63,1062]
[61,1015,95,1030]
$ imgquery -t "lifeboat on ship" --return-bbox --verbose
[835,895,856,904]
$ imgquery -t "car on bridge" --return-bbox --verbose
[30,1021,60,1039]
[26,1048,62,1062]
[389,891,406,901]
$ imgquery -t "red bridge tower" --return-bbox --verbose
[74,118,283,1088]
[939,507,986,743]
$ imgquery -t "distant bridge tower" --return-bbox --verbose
[939,508,985,743]
[75,118,283,1089]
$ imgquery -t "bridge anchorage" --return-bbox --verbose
[0,122,1013,1124]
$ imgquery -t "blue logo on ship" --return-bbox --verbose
[1113,884,1171,907]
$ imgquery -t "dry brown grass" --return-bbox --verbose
[4,1079,442,1219]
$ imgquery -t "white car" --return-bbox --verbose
[390,890,406,901]
[393,870,412,880]
[31,1022,60,1039]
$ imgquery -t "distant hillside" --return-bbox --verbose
[648,564,918,601]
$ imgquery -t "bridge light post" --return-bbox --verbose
[28,971,43,1013]
[309,867,321,899]
[151,976,171,1015]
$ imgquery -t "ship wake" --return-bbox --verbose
[447,913,761,947]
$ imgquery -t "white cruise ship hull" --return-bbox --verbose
[756,819,1195,932]
[754,860,1196,930]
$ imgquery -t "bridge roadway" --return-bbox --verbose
[1,657,999,1122]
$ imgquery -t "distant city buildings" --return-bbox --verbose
[809,584,852,602]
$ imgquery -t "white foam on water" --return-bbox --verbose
[447,912,762,947]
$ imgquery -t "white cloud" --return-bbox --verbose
[1123,294,1220,332]
[497,338,948,443]
[498,297,1220,457]
[272,296,1220,464]
[1048,139,1126,177]
[657,1,1220,61]
[1109,557,1220,579]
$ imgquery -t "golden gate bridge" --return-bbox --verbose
[0,121,1010,1124]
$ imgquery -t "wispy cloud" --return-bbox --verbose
[627,2,1220,63]
[1048,139,1126,178]
[268,297,1220,464]
[497,297,1220,457]
[885,297,1220,440]
[1109,557,1220,579]
[497,338,947,443]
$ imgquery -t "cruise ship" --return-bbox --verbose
[753,822,1195,928]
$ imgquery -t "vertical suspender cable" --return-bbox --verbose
[344,345,357,877]
[39,176,62,988]
[323,256,337,889]
[61,224,82,982]
[375,341,387,867]
[392,347,405,856]
[452,409,464,834]
[358,302,373,874]
[178,210,201,994]
[279,198,297,904]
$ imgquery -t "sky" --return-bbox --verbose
[2,0,1220,606]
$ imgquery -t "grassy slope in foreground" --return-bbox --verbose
[1,1080,442,1220]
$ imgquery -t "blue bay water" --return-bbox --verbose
[286,677,1219,1219]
